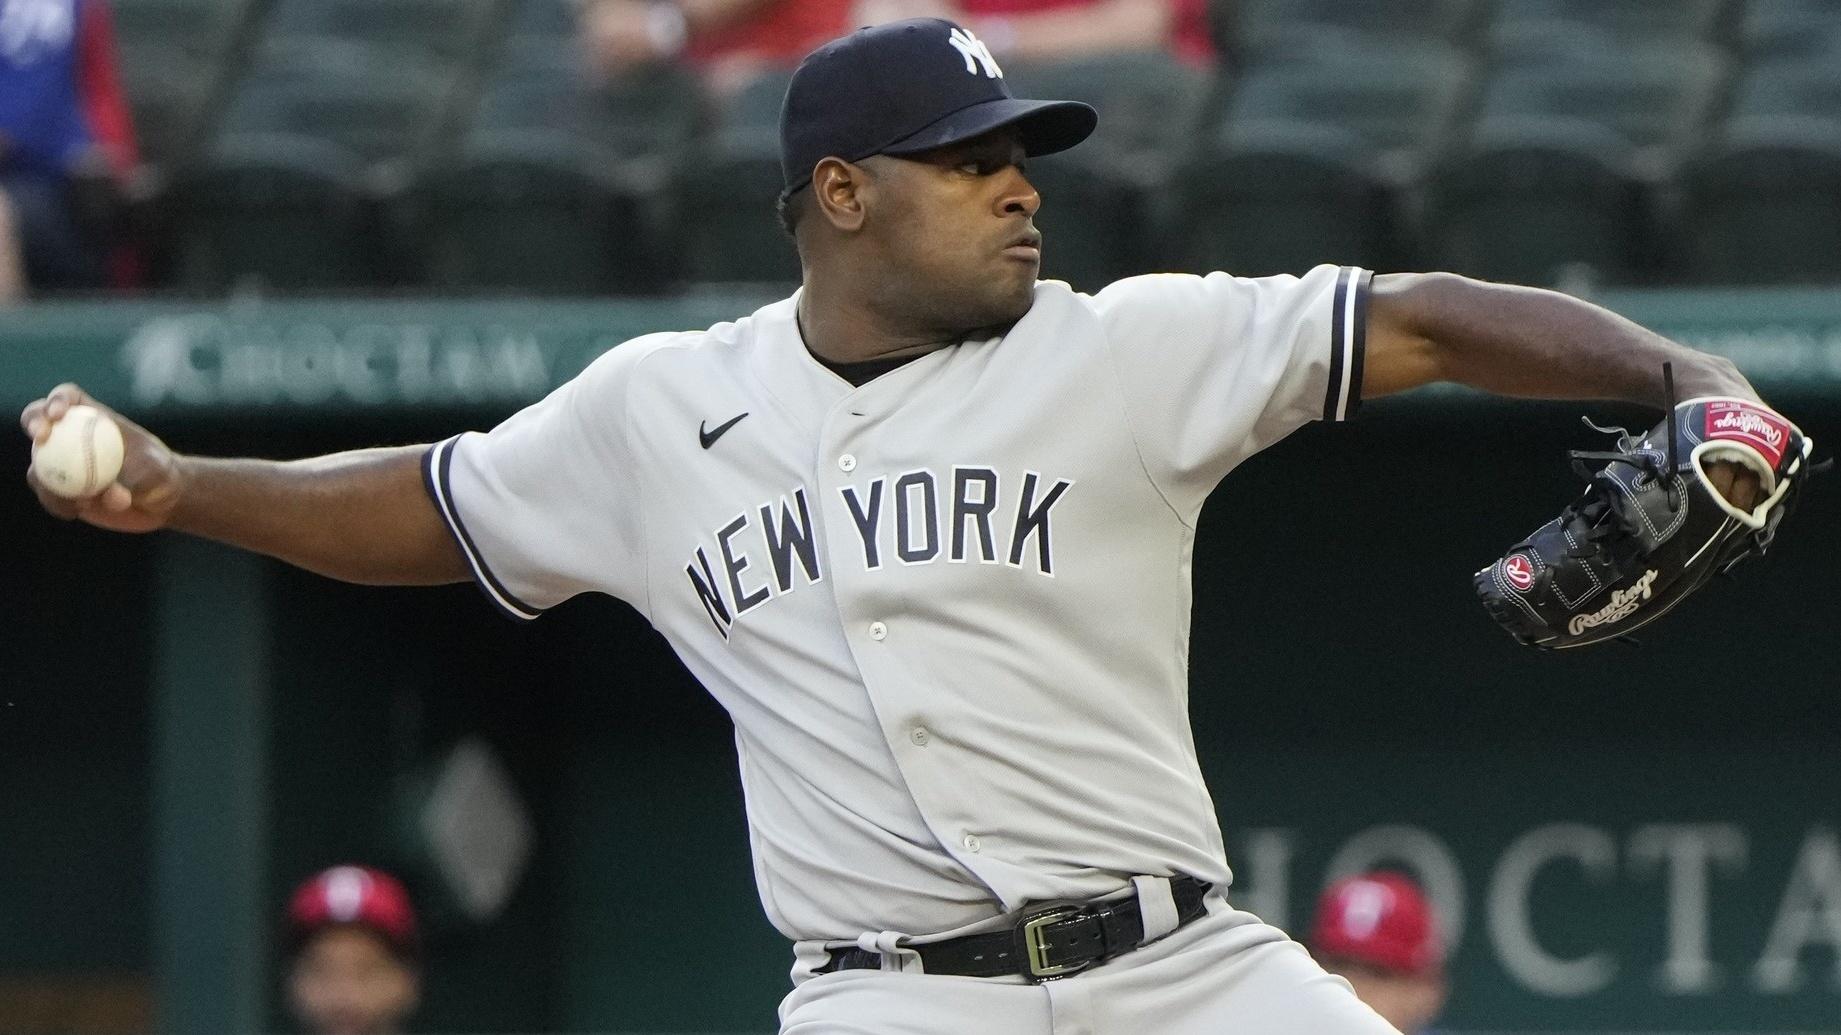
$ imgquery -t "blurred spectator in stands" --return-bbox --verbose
[0,0,140,302]
[285,866,422,1035]
[855,0,1216,65]
[578,0,852,95]
[1309,871,1449,1035]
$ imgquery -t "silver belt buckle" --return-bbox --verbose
[1018,904,1090,982]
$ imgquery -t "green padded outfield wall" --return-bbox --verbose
[0,290,1837,1033]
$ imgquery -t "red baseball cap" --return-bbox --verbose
[285,865,419,961]
[1309,872,1444,976]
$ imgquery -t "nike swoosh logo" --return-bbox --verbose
[699,412,749,450]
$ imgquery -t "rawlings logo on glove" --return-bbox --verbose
[1502,554,1536,592]
[1475,374,1819,650]
[1706,402,1789,465]
[1565,569,1657,637]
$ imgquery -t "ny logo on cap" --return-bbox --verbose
[947,26,1002,79]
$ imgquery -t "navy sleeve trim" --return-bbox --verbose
[1322,266,1372,423]
[422,437,544,622]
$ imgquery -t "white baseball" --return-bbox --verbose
[32,404,125,500]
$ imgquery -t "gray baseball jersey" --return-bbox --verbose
[424,265,1371,969]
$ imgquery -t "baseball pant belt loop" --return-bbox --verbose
[815,875,1213,983]
[857,929,923,974]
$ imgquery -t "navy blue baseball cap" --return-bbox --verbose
[779,18,1098,200]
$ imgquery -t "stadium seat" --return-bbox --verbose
[1489,0,1730,42]
[165,135,381,292]
[1743,24,1841,64]
[674,71,799,285]
[219,43,455,164]
[1232,23,1412,67]
[1002,53,1214,289]
[264,0,500,62]
[412,130,669,295]
[111,0,251,60]
[712,66,789,140]
[1679,116,1841,286]
[415,61,703,293]
[1222,48,1471,184]
[1727,62,1841,125]
[470,60,705,164]
[1426,116,1651,286]
[1740,0,1841,60]
[170,40,460,293]
[1474,48,1727,171]
[113,0,251,166]
[1450,49,1729,283]
[1006,53,1213,172]
[116,42,216,165]
[507,0,577,41]
[495,34,597,76]
[1232,0,1480,46]
[1169,120,1401,277]
[1482,18,1627,67]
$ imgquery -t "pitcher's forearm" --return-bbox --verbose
[169,447,469,586]
[1364,273,1760,405]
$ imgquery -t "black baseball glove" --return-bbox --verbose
[1476,384,1818,649]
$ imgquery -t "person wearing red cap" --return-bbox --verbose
[283,866,422,1035]
[578,0,853,96]
[858,0,1217,66]
[1308,872,1449,1035]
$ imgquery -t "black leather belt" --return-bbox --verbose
[815,875,1212,982]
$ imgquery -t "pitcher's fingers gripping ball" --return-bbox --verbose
[31,404,125,500]
[1477,380,1819,649]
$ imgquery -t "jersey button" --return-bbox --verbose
[962,833,982,853]
[838,454,857,472]
[869,621,887,641]
[909,727,930,746]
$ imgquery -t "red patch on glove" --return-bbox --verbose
[1704,401,1790,469]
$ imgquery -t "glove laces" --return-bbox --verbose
[1559,364,1682,561]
